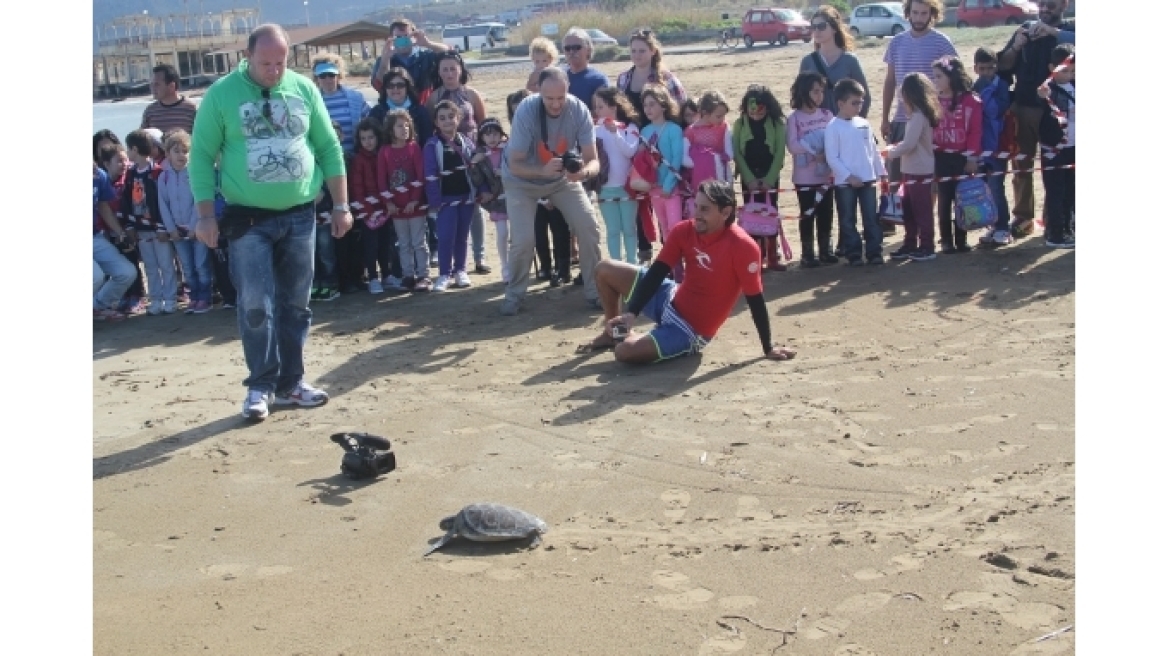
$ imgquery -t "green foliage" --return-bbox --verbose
[589,45,626,63]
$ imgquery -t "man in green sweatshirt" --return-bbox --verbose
[190,24,353,422]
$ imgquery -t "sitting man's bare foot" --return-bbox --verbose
[765,347,797,361]
[575,333,617,354]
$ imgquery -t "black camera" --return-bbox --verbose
[330,432,396,480]
[612,322,629,342]
[560,151,583,174]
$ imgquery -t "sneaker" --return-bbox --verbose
[978,229,996,245]
[992,230,1014,246]
[499,299,521,316]
[819,252,839,265]
[368,279,384,294]
[382,275,404,290]
[454,271,472,288]
[549,276,563,288]
[1045,238,1075,249]
[400,276,416,292]
[1010,219,1035,238]
[94,307,126,322]
[867,255,886,265]
[242,389,273,420]
[889,248,913,260]
[222,301,236,310]
[800,255,821,268]
[432,275,451,292]
[908,250,936,261]
[848,257,864,267]
[536,270,551,281]
[474,262,492,274]
[273,381,329,407]
[316,287,340,301]
[191,300,212,314]
[573,273,584,286]
[414,277,433,293]
[184,303,197,315]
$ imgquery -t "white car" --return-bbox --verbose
[584,28,619,46]
[848,3,912,38]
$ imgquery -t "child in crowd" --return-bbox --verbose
[158,130,214,313]
[425,100,490,292]
[825,79,887,266]
[686,90,733,192]
[312,121,344,301]
[931,55,983,254]
[98,143,147,314]
[787,72,836,267]
[680,98,700,128]
[678,97,701,219]
[639,84,687,280]
[379,109,431,292]
[526,38,559,93]
[471,118,511,282]
[885,73,940,262]
[732,84,788,271]
[1038,43,1075,249]
[973,47,1014,248]
[592,87,643,264]
[121,129,177,314]
[351,117,400,294]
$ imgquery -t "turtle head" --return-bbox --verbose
[439,516,456,531]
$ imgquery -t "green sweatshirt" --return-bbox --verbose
[731,115,787,189]
[189,59,345,210]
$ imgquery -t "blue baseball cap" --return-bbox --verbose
[314,62,340,76]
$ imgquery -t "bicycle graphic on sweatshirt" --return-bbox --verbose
[240,96,311,184]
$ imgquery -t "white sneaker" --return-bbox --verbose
[978,229,996,245]
[382,275,403,290]
[273,380,329,407]
[454,271,472,288]
[242,389,273,420]
[368,279,384,294]
[992,230,1013,245]
[432,275,451,292]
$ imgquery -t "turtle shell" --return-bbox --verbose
[453,503,547,541]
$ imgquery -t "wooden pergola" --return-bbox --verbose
[209,20,396,71]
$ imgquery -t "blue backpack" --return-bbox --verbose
[955,178,997,231]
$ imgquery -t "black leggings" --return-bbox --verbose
[796,185,835,256]
[936,152,968,248]
[360,220,396,281]
[535,205,571,279]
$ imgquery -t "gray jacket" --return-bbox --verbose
[157,159,197,232]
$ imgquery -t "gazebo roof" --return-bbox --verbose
[208,21,393,55]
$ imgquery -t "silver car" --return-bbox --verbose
[585,29,619,46]
[848,2,912,37]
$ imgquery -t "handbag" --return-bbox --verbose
[878,178,904,224]
[738,191,794,261]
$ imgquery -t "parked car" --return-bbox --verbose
[584,28,619,46]
[741,7,811,48]
[848,3,911,38]
[955,0,1038,28]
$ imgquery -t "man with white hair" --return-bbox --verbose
[562,28,611,108]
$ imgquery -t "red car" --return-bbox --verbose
[955,0,1039,28]
[741,7,811,48]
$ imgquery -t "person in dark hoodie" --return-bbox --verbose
[369,67,432,147]
[121,129,176,315]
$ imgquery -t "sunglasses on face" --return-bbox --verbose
[317,72,337,79]
[386,81,408,89]
[564,44,584,52]
[811,21,830,31]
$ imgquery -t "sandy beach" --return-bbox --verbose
[94,37,1075,655]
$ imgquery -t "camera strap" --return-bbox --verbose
[539,99,563,157]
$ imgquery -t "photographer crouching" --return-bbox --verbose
[499,67,604,316]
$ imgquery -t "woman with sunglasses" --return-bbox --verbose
[798,6,870,119]
[369,67,432,147]
[310,53,371,154]
[616,30,688,122]
[426,51,492,274]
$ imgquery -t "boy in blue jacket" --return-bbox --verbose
[973,47,1014,247]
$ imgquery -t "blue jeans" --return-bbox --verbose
[173,238,214,303]
[982,159,1011,231]
[93,234,137,310]
[313,223,337,288]
[228,205,316,394]
[835,184,881,260]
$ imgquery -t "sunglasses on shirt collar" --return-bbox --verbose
[261,88,272,119]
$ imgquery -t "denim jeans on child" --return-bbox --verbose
[834,183,881,261]
[228,204,316,394]
[173,238,214,303]
[93,235,137,310]
[138,232,178,305]
[313,223,338,289]
[982,159,1011,233]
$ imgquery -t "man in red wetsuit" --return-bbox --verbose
[580,179,797,364]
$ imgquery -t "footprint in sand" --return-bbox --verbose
[736,496,761,520]
[802,616,851,640]
[437,560,492,575]
[653,587,715,610]
[834,592,893,616]
[661,489,691,520]
[698,634,746,654]
[853,552,927,580]
[652,569,691,591]
[1000,602,1064,630]
[835,645,879,656]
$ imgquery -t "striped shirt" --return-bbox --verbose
[883,30,957,122]
[140,97,198,135]
[323,89,355,153]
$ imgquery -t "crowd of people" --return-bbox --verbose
[91,0,1075,417]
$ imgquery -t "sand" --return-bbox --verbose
[94,39,1075,655]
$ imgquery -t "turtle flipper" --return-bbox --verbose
[528,533,543,549]
[423,532,456,557]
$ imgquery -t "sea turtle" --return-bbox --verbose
[423,503,548,557]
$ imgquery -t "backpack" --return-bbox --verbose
[954,178,997,231]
